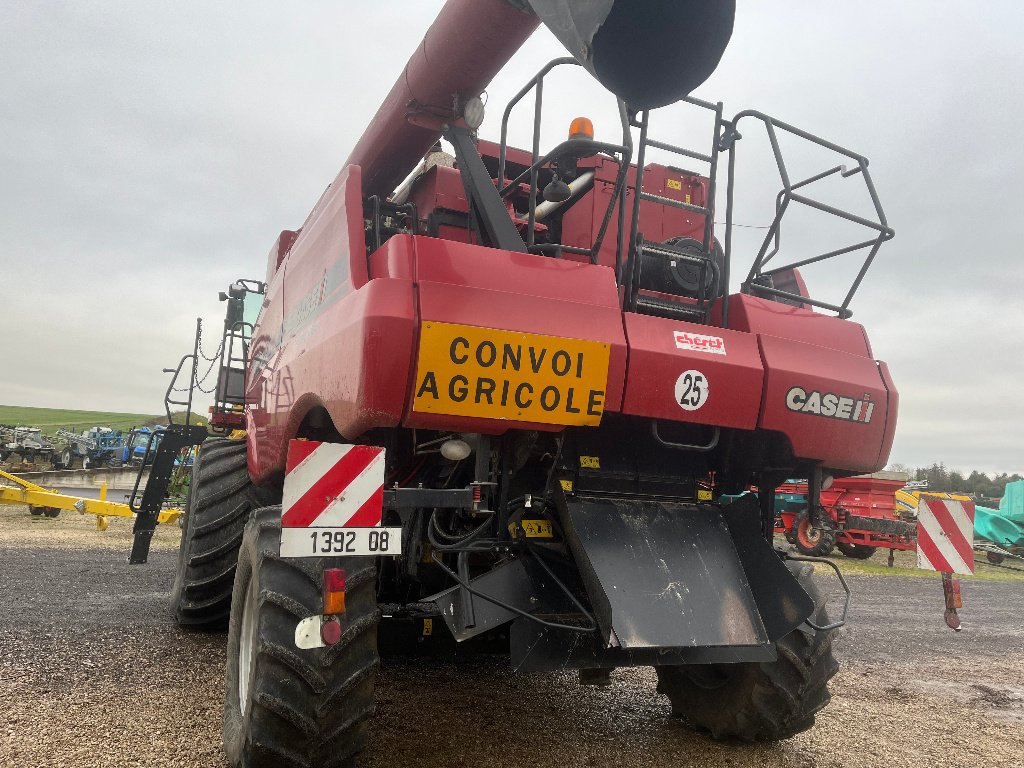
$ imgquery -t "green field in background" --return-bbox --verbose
[0,405,160,435]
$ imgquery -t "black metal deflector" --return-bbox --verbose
[428,558,571,642]
[128,423,207,564]
[510,619,775,673]
[560,494,813,650]
[384,487,474,511]
[720,494,815,641]
[443,124,528,253]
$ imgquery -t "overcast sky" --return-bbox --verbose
[1,2,1021,475]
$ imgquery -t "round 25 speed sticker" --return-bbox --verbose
[674,369,709,411]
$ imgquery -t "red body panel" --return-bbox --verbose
[247,166,417,481]
[757,334,889,472]
[719,294,872,358]
[375,235,628,433]
[621,315,762,430]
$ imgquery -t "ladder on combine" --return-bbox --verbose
[125,317,207,564]
[624,98,724,324]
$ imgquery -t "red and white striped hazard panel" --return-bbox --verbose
[279,440,401,558]
[916,497,975,575]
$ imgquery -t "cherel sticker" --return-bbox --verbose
[674,331,726,356]
[785,386,874,423]
[674,369,709,411]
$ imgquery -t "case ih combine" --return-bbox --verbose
[134,1,898,765]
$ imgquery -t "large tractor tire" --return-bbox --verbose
[793,508,837,557]
[836,541,876,559]
[224,506,379,768]
[656,561,838,741]
[170,439,271,629]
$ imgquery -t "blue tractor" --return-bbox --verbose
[121,426,165,467]
[55,427,125,469]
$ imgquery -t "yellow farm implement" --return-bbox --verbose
[0,467,183,530]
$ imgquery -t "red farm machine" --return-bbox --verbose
[130,1,898,765]
[776,473,917,560]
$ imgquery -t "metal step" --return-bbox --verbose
[634,294,706,321]
[639,190,709,215]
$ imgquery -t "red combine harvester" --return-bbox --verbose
[132,1,897,765]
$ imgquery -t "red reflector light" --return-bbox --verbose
[321,617,342,645]
[323,567,347,615]
[324,568,347,592]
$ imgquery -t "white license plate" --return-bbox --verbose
[280,527,403,558]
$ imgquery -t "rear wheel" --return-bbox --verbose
[170,439,272,629]
[60,448,73,470]
[44,507,61,518]
[986,551,1006,565]
[224,506,379,768]
[836,541,876,559]
[655,561,838,740]
[29,506,45,516]
[793,508,837,557]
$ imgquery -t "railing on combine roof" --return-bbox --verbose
[496,59,728,325]
[720,111,894,322]
[496,57,633,275]
[495,58,894,327]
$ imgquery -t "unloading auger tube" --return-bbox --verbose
[349,0,735,197]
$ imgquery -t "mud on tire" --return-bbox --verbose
[171,439,272,629]
[224,506,379,768]
[655,561,839,741]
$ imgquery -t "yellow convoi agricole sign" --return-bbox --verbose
[413,322,610,426]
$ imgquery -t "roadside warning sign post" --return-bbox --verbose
[916,497,975,631]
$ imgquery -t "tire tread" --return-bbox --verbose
[171,439,272,628]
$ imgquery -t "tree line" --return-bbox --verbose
[887,463,1021,502]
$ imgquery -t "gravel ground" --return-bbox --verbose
[1,505,1022,767]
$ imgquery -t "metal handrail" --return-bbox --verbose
[497,59,631,267]
[723,110,895,321]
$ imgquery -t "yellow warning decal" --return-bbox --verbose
[560,479,574,492]
[413,322,610,426]
[697,489,713,501]
[666,178,683,191]
[580,456,600,469]
[422,618,433,636]
[521,519,554,538]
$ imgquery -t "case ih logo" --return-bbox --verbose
[786,387,875,423]
[673,331,726,356]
